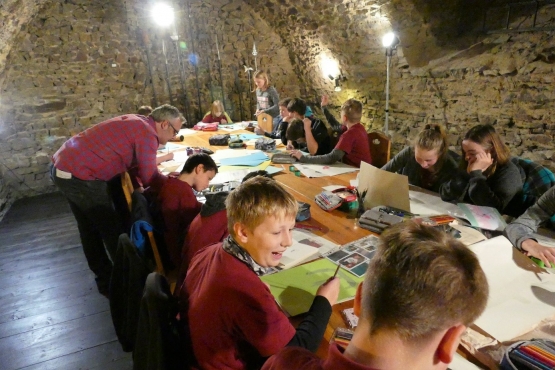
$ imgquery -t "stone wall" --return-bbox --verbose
[1,0,555,218]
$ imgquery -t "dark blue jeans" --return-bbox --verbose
[50,165,123,289]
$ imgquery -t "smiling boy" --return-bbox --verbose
[179,177,340,369]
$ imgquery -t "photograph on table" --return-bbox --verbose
[323,235,380,277]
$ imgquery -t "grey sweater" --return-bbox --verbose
[382,147,459,193]
[256,87,280,118]
[505,185,555,250]
[439,160,523,213]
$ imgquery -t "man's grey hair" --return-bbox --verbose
[150,104,181,123]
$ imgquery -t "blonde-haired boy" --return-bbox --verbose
[179,177,340,369]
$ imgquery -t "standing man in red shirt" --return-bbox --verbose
[50,104,182,297]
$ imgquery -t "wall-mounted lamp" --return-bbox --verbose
[328,74,344,92]
[382,32,400,135]
[151,3,175,27]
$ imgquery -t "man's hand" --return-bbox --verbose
[321,95,329,107]
[522,239,555,267]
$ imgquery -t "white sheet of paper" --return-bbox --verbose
[457,203,507,231]
[293,163,358,178]
[409,189,467,218]
[358,161,410,212]
[470,236,555,341]
[177,128,197,136]
[449,352,481,370]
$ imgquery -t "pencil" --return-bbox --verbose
[332,264,341,279]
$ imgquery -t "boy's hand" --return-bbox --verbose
[321,95,329,107]
[522,239,555,267]
[255,109,262,116]
[255,127,265,135]
[316,277,340,306]
[290,150,302,160]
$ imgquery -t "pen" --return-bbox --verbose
[332,264,341,279]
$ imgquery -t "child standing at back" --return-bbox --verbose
[254,70,280,119]
[202,100,232,124]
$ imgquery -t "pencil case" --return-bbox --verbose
[358,209,404,234]
[315,191,343,211]
[501,339,555,370]
[296,201,311,222]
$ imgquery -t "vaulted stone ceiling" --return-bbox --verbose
[0,0,554,216]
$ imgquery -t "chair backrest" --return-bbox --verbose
[257,112,273,133]
[367,131,391,168]
[121,172,135,212]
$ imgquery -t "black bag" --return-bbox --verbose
[208,134,230,146]
[228,136,244,149]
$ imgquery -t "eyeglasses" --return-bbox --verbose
[168,121,179,136]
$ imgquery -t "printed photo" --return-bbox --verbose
[327,250,349,262]
[351,261,370,277]
[357,248,375,260]
[338,253,365,269]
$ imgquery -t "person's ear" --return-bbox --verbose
[195,164,205,174]
[436,324,466,364]
[353,282,363,317]
[233,222,249,244]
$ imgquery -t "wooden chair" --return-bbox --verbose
[367,131,391,168]
[257,112,273,133]
[121,173,174,290]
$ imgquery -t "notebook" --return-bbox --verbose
[261,258,364,317]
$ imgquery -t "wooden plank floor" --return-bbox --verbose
[0,192,132,370]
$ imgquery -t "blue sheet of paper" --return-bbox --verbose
[238,134,263,141]
[219,152,269,166]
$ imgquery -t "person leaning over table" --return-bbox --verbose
[439,124,522,214]
[178,177,340,370]
[263,221,489,370]
[285,97,332,155]
[289,98,371,168]
[50,104,182,297]
[382,124,458,193]
[505,185,555,267]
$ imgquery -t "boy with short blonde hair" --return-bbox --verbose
[179,177,340,369]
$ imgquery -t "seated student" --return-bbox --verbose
[177,170,273,289]
[154,153,217,268]
[255,98,292,145]
[505,185,555,267]
[202,100,232,124]
[179,177,340,370]
[263,221,489,370]
[137,105,153,116]
[289,99,371,168]
[285,98,332,155]
[440,124,522,213]
[382,124,458,193]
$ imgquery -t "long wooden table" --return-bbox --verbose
[170,128,488,367]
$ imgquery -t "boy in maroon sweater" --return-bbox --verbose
[155,153,217,268]
[263,222,489,370]
[179,177,340,369]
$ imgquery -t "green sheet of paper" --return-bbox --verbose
[261,258,364,317]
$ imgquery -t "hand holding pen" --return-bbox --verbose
[316,264,341,306]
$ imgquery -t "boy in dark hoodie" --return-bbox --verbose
[177,170,272,289]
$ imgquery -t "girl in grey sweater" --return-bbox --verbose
[253,70,280,118]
